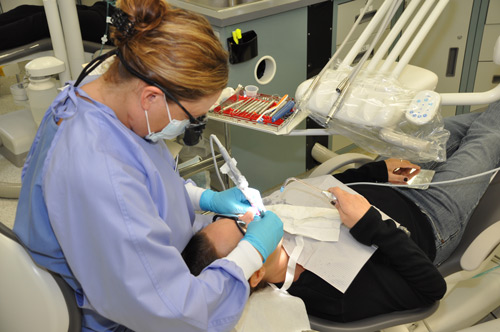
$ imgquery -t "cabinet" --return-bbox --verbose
[211,8,309,191]
[408,0,474,117]
[409,0,499,114]
[168,0,320,192]
[471,0,500,111]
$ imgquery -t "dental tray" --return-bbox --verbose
[208,92,308,135]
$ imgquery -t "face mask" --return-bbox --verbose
[144,96,190,143]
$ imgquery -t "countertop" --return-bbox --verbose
[168,0,327,27]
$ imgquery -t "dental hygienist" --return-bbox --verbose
[12,0,283,331]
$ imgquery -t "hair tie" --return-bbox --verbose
[111,8,136,39]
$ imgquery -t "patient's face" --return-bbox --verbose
[201,218,284,282]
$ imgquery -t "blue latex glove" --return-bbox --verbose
[200,187,252,215]
[243,211,283,262]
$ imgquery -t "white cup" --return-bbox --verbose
[245,85,259,97]
[10,83,28,101]
[10,83,28,105]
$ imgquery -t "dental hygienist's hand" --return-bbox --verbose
[243,211,283,262]
[385,158,421,184]
[328,187,371,229]
[200,187,253,215]
[240,187,266,215]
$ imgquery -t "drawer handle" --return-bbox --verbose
[446,47,458,77]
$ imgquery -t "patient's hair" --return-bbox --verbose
[182,231,268,294]
[181,232,218,276]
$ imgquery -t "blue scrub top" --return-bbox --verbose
[13,80,249,332]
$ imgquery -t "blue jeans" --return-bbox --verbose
[395,101,500,265]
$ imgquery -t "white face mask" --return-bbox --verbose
[144,96,190,143]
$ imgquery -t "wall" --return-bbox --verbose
[212,7,309,192]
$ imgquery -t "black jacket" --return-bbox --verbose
[285,161,446,322]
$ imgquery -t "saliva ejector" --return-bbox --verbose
[210,134,266,216]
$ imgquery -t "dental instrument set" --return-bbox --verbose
[208,89,306,135]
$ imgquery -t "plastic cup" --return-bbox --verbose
[10,83,28,105]
[245,85,259,97]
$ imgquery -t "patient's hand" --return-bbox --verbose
[328,187,371,229]
[385,158,421,184]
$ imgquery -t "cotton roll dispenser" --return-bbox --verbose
[25,56,65,126]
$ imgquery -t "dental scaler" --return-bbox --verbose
[322,190,338,206]
[209,134,266,216]
[281,177,338,206]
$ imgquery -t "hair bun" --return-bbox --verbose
[111,8,136,41]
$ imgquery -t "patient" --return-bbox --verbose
[183,100,500,323]
[182,194,447,323]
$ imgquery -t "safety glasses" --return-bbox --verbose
[212,214,247,235]
[116,51,207,145]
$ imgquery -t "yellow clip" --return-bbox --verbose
[0,66,5,77]
[232,29,242,45]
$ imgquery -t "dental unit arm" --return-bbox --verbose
[293,0,500,164]
[209,134,266,216]
[294,0,453,163]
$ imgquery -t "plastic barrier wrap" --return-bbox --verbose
[296,63,450,162]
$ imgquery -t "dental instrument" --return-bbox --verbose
[324,0,402,126]
[221,99,245,112]
[321,190,338,206]
[281,177,338,206]
[256,94,288,122]
[254,100,272,115]
[271,100,295,123]
[294,0,374,116]
[209,134,266,216]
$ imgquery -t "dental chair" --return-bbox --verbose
[0,221,82,332]
[306,152,500,332]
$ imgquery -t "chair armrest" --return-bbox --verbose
[0,182,21,199]
[309,153,376,178]
[460,220,500,271]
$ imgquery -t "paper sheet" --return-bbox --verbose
[264,175,381,293]
[232,286,311,332]
[267,204,341,242]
